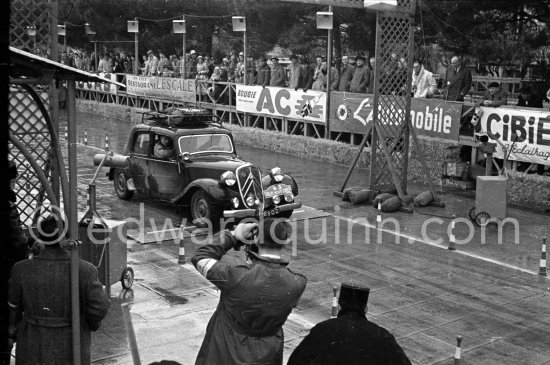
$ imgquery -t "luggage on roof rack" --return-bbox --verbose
[139,107,220,126]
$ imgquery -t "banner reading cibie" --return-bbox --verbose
[480,106,550,165]
[236,85,327,123]
[126,75,195,103]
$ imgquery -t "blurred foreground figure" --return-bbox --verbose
[288,283,412,365]
[8,215,110,365]
[192,218,307,365]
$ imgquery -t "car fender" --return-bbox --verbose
[171,178,229,205]
[262,174,298,196]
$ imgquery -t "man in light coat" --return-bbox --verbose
[192,218,307,365]
[411,60,437,98]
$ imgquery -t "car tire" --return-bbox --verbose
[114,169,134,200]
[190,190,220,227]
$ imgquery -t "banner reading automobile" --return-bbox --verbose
[329,92,462,141]
[480,106,550,165]
[236,85,327,123]
[126,75,196,103]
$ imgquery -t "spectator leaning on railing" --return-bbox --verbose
[256,57,271,87]
[480,82,507,107]
[350,55,370,93]
[338,55,355,92]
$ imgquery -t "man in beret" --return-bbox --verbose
[288,283,412,365]
[270,57,287,87]
[481,82,507,107]
[192,218,307,365]
[8,215,110,365]
[256,56,271,87]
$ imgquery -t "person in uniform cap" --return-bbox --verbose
[8,215,110,365]
[288,283,412,365]
[191,218,307,365]
[480,81,507,107]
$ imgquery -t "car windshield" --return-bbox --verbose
[179,134,234,155]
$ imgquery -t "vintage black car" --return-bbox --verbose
[96,107,301,224]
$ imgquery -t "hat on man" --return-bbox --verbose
[355,55,365,61]
[147,50,153,55]
[290,54,298,60]
[38,215,65,245]
[190,50,196,55]
[239,51,244,56]
[298,55,308,63]
[257,218,292,247]
[488,82,500,88]
[271,56,279,61]
[338,283,370,309]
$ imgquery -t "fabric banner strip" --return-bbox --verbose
[479,106,550,166]
[126,75,196,103]
[236,85,327,123]
[77,73,118,95]
[329,92,462,141]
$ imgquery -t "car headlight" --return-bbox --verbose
[246,195,255,207]
[270,167,284,182]
[272,195,281,205]
[221,171,236,186]
[231,197,240,209]
[284,192,294,202]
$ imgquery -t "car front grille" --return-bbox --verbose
[236,164,264,206]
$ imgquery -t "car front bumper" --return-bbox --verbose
[223,201,302,219]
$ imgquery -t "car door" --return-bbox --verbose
[128,131,151,196]
[148,133,187,201]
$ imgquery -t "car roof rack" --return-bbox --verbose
[139,107,222,127]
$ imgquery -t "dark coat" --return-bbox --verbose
[481,88,508,107]
[256,64,271,86]
[288,311,412,365]
[191,231,307,365]
[297,65,314,91]
[350,65,371,93]
[444,66,472,101]
[8,246,110,365]
[517,93,544,108]
[338,64,355,92]
[270,65,287,87]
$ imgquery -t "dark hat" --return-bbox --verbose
[38,215,65,245]
[270,56,279,61]
[355,55,365,61]
[8,160,18,180]
[147,50,153,55]
[290,54,298,60]
[258,218,292,247]
[338,283,370,308]
[298,55,308,63]
[488,82,500,88]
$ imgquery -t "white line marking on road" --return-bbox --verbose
[305,206,540,276]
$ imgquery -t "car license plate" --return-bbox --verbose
[258,207,279,217]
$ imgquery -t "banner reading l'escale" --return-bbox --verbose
[236,85,327,123]
[126,75,196,103]
[479,106,550,165]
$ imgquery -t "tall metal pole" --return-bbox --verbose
[49,0,60,202]
[64,21,67,50]
[182,16,186,78]
[67,80,81,365]
[325,6,333,139]
[134,17,139,74]
[243,29,247,85]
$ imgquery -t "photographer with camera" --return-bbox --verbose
[191,218,307,365]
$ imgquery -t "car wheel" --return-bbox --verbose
[190,190,220,227]
[114,169,134,200]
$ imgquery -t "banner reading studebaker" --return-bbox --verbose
[126,75,196,103]
[236,85,327,123]
[480,106,550,165]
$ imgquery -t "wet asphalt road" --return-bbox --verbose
[59,110,550,365]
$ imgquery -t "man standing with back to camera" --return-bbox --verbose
[191,218,307,365]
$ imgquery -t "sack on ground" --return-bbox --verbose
[348,189,374,205]
[381,196,402,213]
[413,191,433,207]
[373,193,394,208]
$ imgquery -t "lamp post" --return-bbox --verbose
[127,19,139,74]
[232,16,247,85]
[85,23,97,72]
[316,8,333,139]
[173,18,186,78]
[26,25,37,53]
[57,23,66,51]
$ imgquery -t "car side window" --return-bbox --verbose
[132,133,151,155]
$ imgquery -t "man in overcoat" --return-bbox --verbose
[288,283,412,365]
[443,56,472,102]
[8,215,110,365]
[191,218,307,365]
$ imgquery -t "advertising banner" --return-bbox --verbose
[236,85,327,123]
[479,106,550,165]
[329,92,462,141]
[126,75,196,103]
